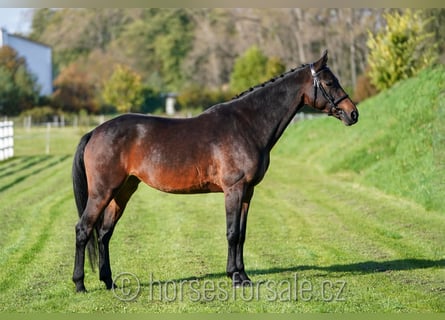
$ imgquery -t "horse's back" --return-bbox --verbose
[85,113,225,193]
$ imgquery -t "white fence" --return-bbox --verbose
[0,120,14,161]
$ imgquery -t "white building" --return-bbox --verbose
[0,28,52,96]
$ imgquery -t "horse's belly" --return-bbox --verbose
[135,165,223,194]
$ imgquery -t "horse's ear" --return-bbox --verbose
[321,49,328,65]
[312,50,328,71]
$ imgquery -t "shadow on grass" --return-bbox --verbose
[83,258,443,293]
[250,258,445,275]
[138,258,445,286]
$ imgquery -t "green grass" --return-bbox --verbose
[0,68,444,312]
[277,66,445,212]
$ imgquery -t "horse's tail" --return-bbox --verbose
[72,131,98,271]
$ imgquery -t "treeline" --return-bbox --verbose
[2,8,444,117]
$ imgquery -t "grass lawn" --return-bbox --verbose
[0,67,444,313]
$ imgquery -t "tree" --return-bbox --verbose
[31,8,136,73]
[229,46,286,93]
[422,8,445,63]
[52,62,98,113]
[0,46,39,116]
[367,9,438,91]
[28,9,414,94]
[29,8,56,41]
[118,8,194,92]
[102,64,144,113]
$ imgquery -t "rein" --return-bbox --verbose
[310,64,349,115]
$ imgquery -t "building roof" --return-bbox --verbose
[1,28,51,49]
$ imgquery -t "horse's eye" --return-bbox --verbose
[325,81,333,87]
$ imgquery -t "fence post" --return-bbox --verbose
[0,121,4,161]
[0,120,14,161]
[24,115,32,132]
[46,122,51,155]
[7,120,13,159]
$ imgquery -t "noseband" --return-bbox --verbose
[310,64,349,115]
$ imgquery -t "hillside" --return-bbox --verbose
[275,66,445,212]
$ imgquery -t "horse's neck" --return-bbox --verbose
[235,71,307,150]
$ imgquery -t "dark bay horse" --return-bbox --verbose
[72,50,359,292]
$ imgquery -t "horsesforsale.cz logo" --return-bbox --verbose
[112,272,347,302]
[112,272,141,301]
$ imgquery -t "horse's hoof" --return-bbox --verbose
[109,282,118,290]
[103,279,115,290]
[76,286,88,293]
[231,271,252,287]
[233,279,253,288]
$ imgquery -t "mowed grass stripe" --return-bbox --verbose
[0,155,47,177]
[256,158,385,266]
[0,191,77,312]
[268,151,444,260]
[246,180,323,272]
[0,190,72,290]
[277,163,445,312]
[0,155,72,248]
[0,155,70,193]
[0,156,72,270]
[303,169,445,261]
[110,188,227,281]
[0,157,75,311]
[291,162,444,264]
[0,156,52,189]
[246,157,444,312]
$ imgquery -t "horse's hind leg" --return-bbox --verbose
[73,191,113,292]
[98,176,140,289]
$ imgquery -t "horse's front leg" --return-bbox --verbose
[224,183,253,287]
[235,186,254,284]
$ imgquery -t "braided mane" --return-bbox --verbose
[232,64,308,100]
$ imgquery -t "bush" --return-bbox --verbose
[52,62,98,114]
[140,86,164,114]
[20,106,62,123]
[102,64,144,113]
[367,9,438,91]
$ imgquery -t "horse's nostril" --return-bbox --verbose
[351,111,359,122]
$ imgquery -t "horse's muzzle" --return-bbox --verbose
[331,108,359,126]
[348,110,359,125]
[342,110,359,126]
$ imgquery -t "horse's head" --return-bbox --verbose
[303,50,359,126]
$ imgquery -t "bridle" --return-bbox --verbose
[310,63,349,115]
